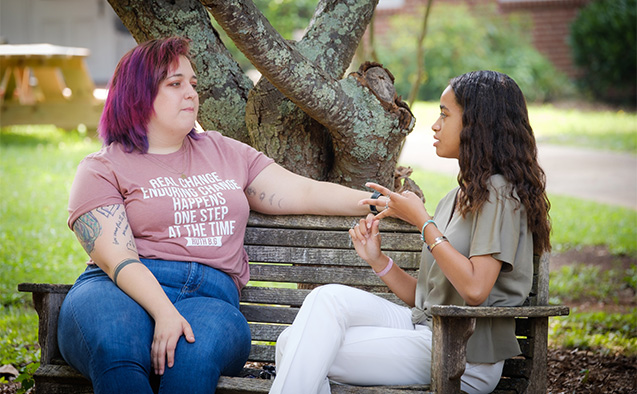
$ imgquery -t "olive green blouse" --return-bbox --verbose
[411,174,534,363]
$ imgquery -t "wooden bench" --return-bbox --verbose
[18,212,569,394]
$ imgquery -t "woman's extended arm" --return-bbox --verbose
[362,182,502,306]
[245,163,385,216]
[72,204,194,375]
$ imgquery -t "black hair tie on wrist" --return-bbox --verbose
[370,190,382,214]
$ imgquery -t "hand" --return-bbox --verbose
[348,215,385,270]
[151,309,195,375]
[361,182,430,228]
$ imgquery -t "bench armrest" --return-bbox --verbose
[429,304,569,393]
[430,304,570,318]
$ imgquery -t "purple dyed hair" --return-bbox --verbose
[99,36,200,153]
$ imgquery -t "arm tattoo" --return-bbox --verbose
[96,204,119,218]
[247,187,284,209]
[73,212,102,254]
[113,258,142,287]
[113,210,127,245]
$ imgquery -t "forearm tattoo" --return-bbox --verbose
[73,212,102,254]
[113,258,142,287]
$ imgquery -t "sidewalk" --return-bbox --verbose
[398,130,637,210]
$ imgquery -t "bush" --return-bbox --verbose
[569,0,637,105]
[375,3,573,102]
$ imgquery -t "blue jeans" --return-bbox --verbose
[57,259,251,394]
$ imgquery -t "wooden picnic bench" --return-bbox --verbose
[0,44,104,130]
[18,212,569,394]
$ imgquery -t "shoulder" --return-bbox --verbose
[77,143,136,172]
[487,174,518,200]
[197,130,240,145]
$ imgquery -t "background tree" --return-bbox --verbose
[108,0,418,191]
[569,0,637,105]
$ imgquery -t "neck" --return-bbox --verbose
[147,137,186,154]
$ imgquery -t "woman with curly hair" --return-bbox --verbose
[270,70,551,394]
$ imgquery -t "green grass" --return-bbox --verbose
[1,111,635,374]
[550,309,637,356]
[411,101,637,153]
[1,126,100,305]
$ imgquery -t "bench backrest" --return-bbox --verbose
[19,212,550,393]
[241,212,422,363]
[241,212,547,370]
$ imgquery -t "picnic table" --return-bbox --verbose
[0,44,104,130]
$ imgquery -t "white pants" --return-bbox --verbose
[269,284,503,394]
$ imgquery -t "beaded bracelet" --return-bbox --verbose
[420,219,437,241]
[427,235,448,253]
[374,257,394,277]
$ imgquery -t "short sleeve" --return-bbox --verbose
[67,155,124,230]
[469,177,522,272]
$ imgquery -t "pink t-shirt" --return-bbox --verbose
[68,131,274,291]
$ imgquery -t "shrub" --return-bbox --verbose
[375,3,573,102]
[569,0,637,105]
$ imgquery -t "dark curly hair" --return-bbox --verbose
[450,70,551,254]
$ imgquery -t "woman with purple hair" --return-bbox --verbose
[57,36,384,394]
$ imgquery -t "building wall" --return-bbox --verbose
[0,0,136,85]
[374,0,592,78]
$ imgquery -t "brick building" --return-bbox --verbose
[374,0,592,78]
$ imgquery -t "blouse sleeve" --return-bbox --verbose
[468,177,523,272]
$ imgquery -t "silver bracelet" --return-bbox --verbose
[427,235,448,253]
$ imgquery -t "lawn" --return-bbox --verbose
[411,101,637,153]
[1,101,636,384]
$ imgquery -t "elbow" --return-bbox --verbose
[462,287,489,306]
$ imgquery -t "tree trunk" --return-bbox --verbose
[107,0,253,144]
[202,0,414,188]
[243,0,378,180]
[108,0,417,190]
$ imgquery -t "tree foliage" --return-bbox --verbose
[377,3,572,103]
[570,0,637,104]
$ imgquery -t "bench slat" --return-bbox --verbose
[248,264,417,286]
[245,228,422,251]
[247,213,418,233]
[241,287,405,307]
[245,245,421,269]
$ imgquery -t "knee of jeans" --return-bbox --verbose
[306,284,347,304]
[304,284,355,313]
[92,333,151,369]
[182,306,251,364]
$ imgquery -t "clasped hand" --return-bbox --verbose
[359,182,429,228]
[351,182,430,271]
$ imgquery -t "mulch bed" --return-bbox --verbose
[548,347,637,393]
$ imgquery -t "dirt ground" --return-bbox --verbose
[1,247,635,394]
[546,247,637,393]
